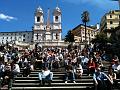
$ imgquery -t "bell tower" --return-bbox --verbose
[52,4,62,41]
[33,6,45,42]
[34,6,44,30]
[53,7,61,29]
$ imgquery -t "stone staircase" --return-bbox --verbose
[11,69,94,90]
[2,61,120,90]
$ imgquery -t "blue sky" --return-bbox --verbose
[0,0,118,38]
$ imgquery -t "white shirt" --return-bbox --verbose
[0,64,5,72]
[117,65,120,70]
[42,70,50,77]
[13,64,20,73]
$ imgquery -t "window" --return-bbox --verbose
[36,33,38,40]
[119,15,120,19]
[3,37,4,39]
[37,17,40,22]
[110,21,113,24]
[110,15,112,18]
[112,11,114,14]
[55,33,58,39]
[55,16,58,21]
[23,34,26,37]
[23,39,25,41]
[6,37,8,39]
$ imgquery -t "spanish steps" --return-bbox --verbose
[1,61,120,90]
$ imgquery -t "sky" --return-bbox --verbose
[0,0,119,38]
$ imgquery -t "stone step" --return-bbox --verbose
[14,79,93,83]
[11,86,93,90]
[11,61,114,90]
[15,75,93,80]
[12,82,93,87]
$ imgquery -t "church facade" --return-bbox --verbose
[0,5,66,47]
[33,6,63,46]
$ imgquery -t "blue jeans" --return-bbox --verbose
[65,71,75,81]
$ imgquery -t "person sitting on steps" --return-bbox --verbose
[38,67,53,86]
[64,63,76,84]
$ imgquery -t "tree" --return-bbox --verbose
[109,26,120,58]
[64,30,75,43]
[81,11,90,45]
[91,32,110,51]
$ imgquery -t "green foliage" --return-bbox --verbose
[109,26,120,58]
[91,33,109,44]
[64,30,75,43]
[81,11,90,23]
[91,32,110,52]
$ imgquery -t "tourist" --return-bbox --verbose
[75,62,83,78]
[93,67,113,90]
[11,61,20,79]
[64,63,76,84]
[87,57,96,76]
[108,66,118,89]
[38,67,53,86]
[2,62,13,90]
[22,61,31,77]
[112,60,120,79]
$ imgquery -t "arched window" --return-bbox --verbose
[36,33,38,40]
[37,17,40,22]
[55,16,58,21]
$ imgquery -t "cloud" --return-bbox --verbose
[0,13,17,21]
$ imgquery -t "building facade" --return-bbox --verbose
[0,31,33,45]
[72,24,99,44]
[100,10,120,32]
[0,5,66,47]
[33,6,62,43]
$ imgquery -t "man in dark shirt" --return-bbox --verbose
[65,63,76,84]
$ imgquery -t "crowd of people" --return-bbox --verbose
[0,44,120,90]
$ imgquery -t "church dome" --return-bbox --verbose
[55,6,61,12]
[36,6,43,13]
